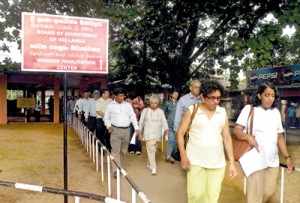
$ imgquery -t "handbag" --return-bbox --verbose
[171,103,199,161]
[229,105,254,162]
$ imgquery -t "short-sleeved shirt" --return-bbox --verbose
[236,105,284,167]
[186,105,227,168]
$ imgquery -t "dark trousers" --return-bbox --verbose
[88,116,97,132]
[81,111,87,126]
[128,124,142,152]
[96,118,111,152]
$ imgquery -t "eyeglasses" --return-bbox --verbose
[205,96,222,102]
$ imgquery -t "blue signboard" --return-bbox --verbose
[247,65,300,88]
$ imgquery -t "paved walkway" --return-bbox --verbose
[111,125,300,203]
[110,140,247,203]
[4,120,299,202]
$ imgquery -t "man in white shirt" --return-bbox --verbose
[104,88,140,178]
[96,89,113,151]
[85,90,100,133]
[73,94,82,118]
[79,91,91,126]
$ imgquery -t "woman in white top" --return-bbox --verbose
[234,82,293,203]
[139,95,169,175]
[176,80,237,203]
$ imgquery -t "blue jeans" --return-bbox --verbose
[166,129,176,161]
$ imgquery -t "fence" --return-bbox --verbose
[0,180,124,203]
[71,116,151,203]
[0,115,151,203]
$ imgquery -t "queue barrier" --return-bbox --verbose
[0,180,125,203]
[70,116,151,203]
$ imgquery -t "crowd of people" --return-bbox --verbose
[65,80,294,203]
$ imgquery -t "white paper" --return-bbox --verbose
[130,132,136,145]
[239,146,268,177]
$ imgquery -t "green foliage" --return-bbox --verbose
[0,0,299,93]
[0,58,20,74]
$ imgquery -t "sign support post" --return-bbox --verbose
[63,72,68,203]
[21,13,109,203]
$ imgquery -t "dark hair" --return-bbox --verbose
[113,87,126,96]
[200,80,225,97]
[252,82,279,108]
[170,88,179,94]
[101,89,109,96]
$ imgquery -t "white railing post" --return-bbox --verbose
[107,155,111,197]
[101,147,104,183]
[85,129,89,151]
[92,136,95,163]
[89,133,92,158]
[132,188,137,203]
[96,140,99,172]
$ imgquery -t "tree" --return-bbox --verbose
[0,0,299,92]
[110,0,300,92]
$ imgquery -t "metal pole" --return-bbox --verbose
[25,90,28,123]
[63,72,68,203]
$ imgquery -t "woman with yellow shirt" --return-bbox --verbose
[176,80,237,203]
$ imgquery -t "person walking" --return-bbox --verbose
[163,88,179,164]
[287,104,296,128]
[96,89,113,152]
[73,94,82,118]
[79,91,91,126]
[126,88,145,155]
[103,88,140,179]
[176,80,237,203]
[173,79,201,133]
[233,82,293,203]
[85,90,100,133]
[139,95,169,175]
[67,95,76,125]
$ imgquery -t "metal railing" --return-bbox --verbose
[0,180,125,203]
[70,116,151,203]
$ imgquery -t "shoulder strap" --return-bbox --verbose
[246,105,254,135]
[185,103,199,147]
[189,103,198,128]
